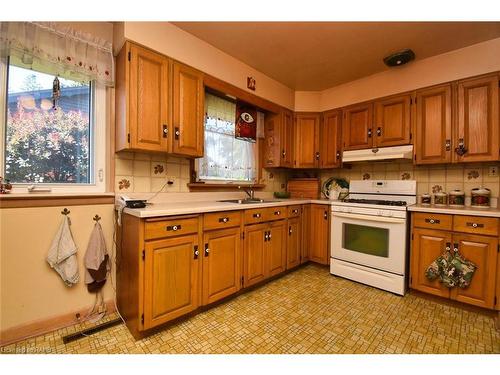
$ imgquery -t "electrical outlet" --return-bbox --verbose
[488,166,498,177]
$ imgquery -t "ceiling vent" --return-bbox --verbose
[383,49,415,67]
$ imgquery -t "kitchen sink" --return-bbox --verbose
[217,198,281,204]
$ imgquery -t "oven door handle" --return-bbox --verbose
[332,212,406,224]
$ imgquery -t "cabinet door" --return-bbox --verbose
[342,103,373,151]
[450,233,498,309]
[243,224,268,287]
[287,216,302,269]
[267,220,287,277]
[129,43,170,152]
[320,110,342,168]
[301,205,311,263]
[309,205,330,265]
[374,94,411,147]
[172,61,204,157]
[202,228,241,305]
[410,228,451,298]
[143,234,199,329]
[294,113,320,168]
[415,84,452,164]
[282,109,294,167]
[455,74,499,162]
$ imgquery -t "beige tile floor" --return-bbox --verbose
[2,264,499,354]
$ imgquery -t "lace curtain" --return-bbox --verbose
[198,93,258,182]
[0,22,114,86]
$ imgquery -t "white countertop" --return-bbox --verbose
[123,198,334,218]
[408,204,500,218]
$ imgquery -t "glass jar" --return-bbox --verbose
[471,187,491,207]
[434,192,448,206]
[448,190,465,207]
[421,193,431,205]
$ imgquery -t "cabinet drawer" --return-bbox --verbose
[244,208,268,225]
[264,206,288,221]
[413,212,452,230]
[288,205,302,218]
[203,211,241,230]
[453,215,499,236]
[145,216,199,240]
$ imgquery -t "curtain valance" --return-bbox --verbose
[0,22,114,86]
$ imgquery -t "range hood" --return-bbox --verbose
[342,145,413,163]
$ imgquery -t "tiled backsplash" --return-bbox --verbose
[319,161,500,201]
[115,151,288,194]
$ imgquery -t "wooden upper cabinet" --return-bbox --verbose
[374,93,412,147]
[455,74,499,163]
[410,228,452,298]
[117,42,170,153]
[414,84,452,164]
[202,227,241,305]
[293,113,320,168]
[143,234,199,329]
[172,61,204,157]
[263,108,294,168]
[450,233,498,309]
[320,110,342,168]
[342,103,373,151]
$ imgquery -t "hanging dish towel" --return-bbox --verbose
[47,216,79,286]
[425,249,476,288]
[84,221,109,293]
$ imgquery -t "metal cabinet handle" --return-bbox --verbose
[264,231,269,242]
[315,152,320,160]
[425,218,440,224]
[445,139,451,151]
[253,213,261,218]
[367,128,372,138]
[455,138,467,156]
[194,245,199,259]
[268,232,272,240]
[466,222,483,228]
[292,209,298,214]
[163,124,168,138]
[219,217,229,223]
[174,127,180,140]
[167,225,182,231]
[204,243,209,257]
[376,127,382,136]
[274,210,281,216]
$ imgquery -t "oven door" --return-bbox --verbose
[331,212,407,275]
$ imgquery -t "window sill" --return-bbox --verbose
[0,192,115,208]
[187,183,266,191]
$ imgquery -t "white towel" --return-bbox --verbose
[47,216,79,286]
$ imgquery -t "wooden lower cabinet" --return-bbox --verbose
[202,227,241,305]
[267,220,287,277]
[449,233,498,309]
[287,216,302,269]
[143,234,200,330]
[309,204,330,265]
[410,228,452,298]
[410,213,499,310]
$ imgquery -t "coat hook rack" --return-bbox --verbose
[93,214,101,222]
[61,208,71,215]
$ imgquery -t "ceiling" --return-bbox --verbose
[172,22,500,91]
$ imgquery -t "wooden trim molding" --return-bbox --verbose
[0,300,117,348]
[204,73,283,114]
[0,194,115,209]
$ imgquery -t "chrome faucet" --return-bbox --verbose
[239,185,255,200]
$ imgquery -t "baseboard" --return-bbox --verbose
[0,299,116,347]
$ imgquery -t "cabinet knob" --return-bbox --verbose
[292,209,298,214]
[268,232,272,240]
[253,213,261,218]
[445,139,451,151]
[163,124,168,138]
[324,211,328,220]
[445,242,451,252]
[336,151,340,160]
[282,149,286,158]
[204,243,210,257]
[167,224,182,231]
[376,127,382,136]
[219,217,229,223]
[175,127,180,140]
[274,210,281,216]
[194,246,199,259]
[367,128,372,138]
[455,138,468,156]
[453,243,459,254]
[315,152,320,160]
[289,226,292,235]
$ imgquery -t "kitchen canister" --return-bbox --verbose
[421,193,431,205]
[434,192,448,206]
[471,187,491,208]
[448,190,465,207]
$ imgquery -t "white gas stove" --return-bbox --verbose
[330,180,416,295]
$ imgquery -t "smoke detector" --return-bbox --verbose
[383,49,415,67]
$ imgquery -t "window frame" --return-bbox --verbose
[0,57,107,194]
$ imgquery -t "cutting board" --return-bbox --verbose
[287,178,320,199]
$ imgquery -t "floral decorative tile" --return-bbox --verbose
[431,184,443,193]
[362,173,371,180]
